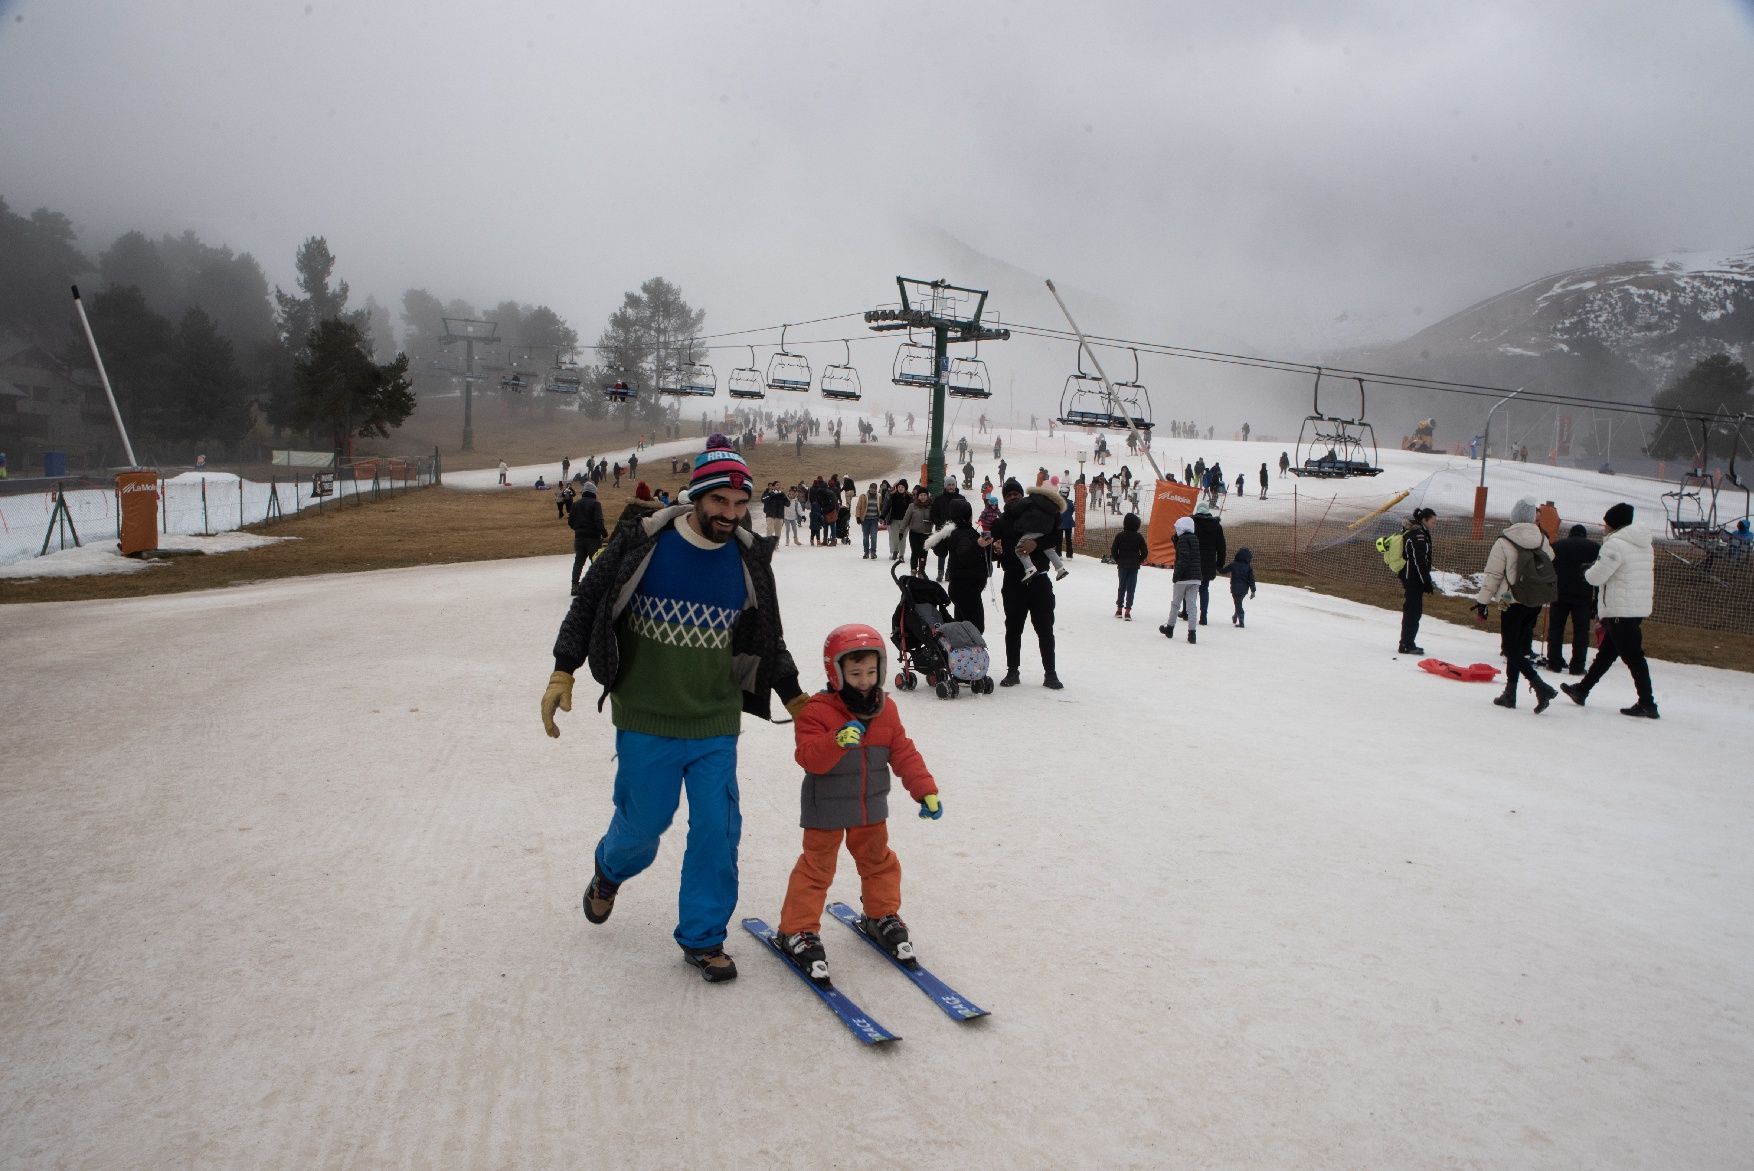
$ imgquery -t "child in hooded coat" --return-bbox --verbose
[1160,515,1203,643]
[1001,482,1070,581]
[1108,512,1148,620]
[1221,547,1257,628]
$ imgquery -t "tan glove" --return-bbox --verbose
[783,692,810,719]
[542,670,575,738]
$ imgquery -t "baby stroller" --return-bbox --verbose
[889,560,993,698]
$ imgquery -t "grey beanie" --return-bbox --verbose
[1509,497,1539,524]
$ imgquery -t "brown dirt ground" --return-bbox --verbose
[0,442,908,605]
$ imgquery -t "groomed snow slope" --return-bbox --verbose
[1,513,1749,1168]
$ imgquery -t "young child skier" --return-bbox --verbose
[1002,481,1071,581]
[1159,515,1203,643]
[1221,547,1257,627]
[776,624,942,985]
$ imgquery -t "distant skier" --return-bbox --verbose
[1259,463,1270,499]
[497,459,509,486]
[1278,451,1290,478]
[774,624,941,986]
[1396,507,1436,655]
[1192,503,1226,626]
[565,481,606,593]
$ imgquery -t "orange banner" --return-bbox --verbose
[1145,479,1200,567]
[116,470,160,556]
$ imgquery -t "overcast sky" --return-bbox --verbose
[3,0,1752,426]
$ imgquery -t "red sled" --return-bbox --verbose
[1418,658,1500,683]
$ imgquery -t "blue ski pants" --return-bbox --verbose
[595,730,741,951]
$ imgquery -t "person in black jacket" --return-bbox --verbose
[1221,547,1257,628]
[1398,507,1436,654]
[1546,523,1600,674]
[992,478,1061,688]
[1108,512,1148,620]
[566,481,607,592]
[924,494,990,630]
[759,480,789,543]
[928,480,964,582]
[1191,503,1226,626]
[1159,515,1203,643]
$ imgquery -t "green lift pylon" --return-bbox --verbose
[866,278,1009,493]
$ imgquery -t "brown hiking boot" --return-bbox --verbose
[682,945,739,982]
[582,868,618,924]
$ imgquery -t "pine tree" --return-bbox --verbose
[292,319,415,457]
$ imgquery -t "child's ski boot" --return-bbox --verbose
[780,930,831,985]
[861,914,917,967]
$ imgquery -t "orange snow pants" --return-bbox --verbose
[778,822,901,935]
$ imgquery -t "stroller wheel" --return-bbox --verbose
[925,672,938,687]
[949,680,960,698]
[935,681,949,699]
[894,672,908,689]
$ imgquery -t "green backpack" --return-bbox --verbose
[1505,538,1558,606]
[1375,531,1406,574]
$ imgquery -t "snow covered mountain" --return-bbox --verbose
[1335,247,1754,438]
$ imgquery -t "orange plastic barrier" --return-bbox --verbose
[1144,479,1200,567]
[117,470,160,556]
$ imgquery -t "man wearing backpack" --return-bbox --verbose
[1390,507,1437,654]
[1472,498,1559,713]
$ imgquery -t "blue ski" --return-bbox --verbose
[740,918,899,1045]
[826,903,990,1022]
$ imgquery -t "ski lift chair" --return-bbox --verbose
[728,346,766,400]
[679,360,718,397]
[549,366,582,395]
[603,375,638,403]
[891,341,936,388]
[1109,350,1154,432]
[1289,372,1382,477]
[766,324,812,392]
[500,373,527,392]
[821,340,862,401]
[946,356,991,399]
[656,365,683,395]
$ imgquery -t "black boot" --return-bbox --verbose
[1043,672,1064,690]
[1559,682,1587,706]
[999,670,1021,687]
[780,931,830,985]
[1619,700,1661,719]
[1532,679,1558,714]
[1187,627,1196,644]
[1493,682,1516,709]
[860,913,917,966]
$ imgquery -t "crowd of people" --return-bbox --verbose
[535,424,1672,994]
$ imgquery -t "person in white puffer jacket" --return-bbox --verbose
[1561,502,1659,719]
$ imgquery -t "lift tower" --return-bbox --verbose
[866,278,1009,492]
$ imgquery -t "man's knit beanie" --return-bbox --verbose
[1002,478,1024,496]
[1604,502,1635,529]
[687,435,752,499]
[634,481,653,501]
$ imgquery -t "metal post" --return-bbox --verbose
[927,324,949,493]
[463,338,476,452]
[70,286,139,468]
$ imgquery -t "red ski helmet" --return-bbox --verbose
[823,623,886,690]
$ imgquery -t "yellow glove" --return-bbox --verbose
[834,720,867,749]
[541,670,574,738]
[783,692,810,719]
